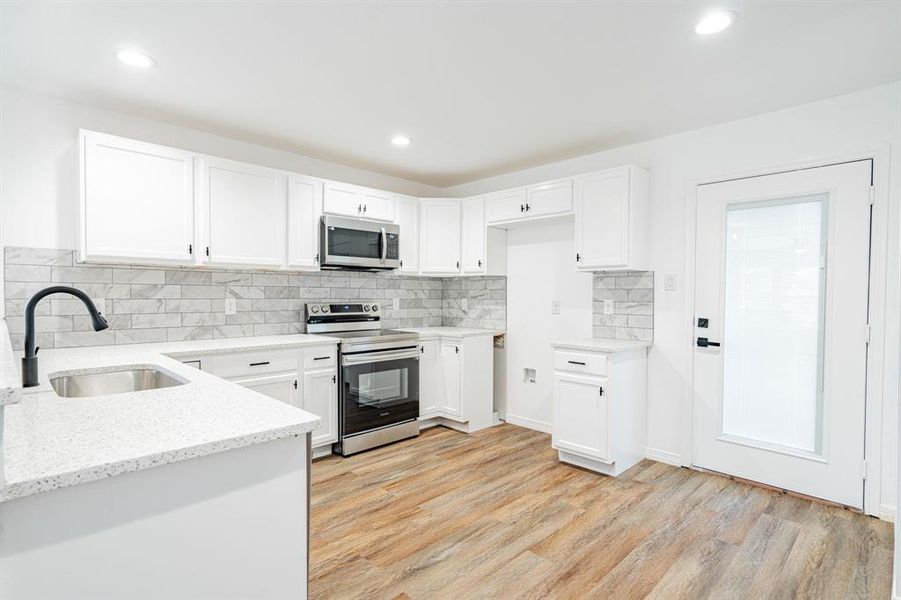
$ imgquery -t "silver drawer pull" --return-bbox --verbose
[568,360,586,366]
[249,361,270,367]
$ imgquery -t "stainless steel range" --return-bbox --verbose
[305,302,420,456]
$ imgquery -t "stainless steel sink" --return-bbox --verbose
[49,366,187,398]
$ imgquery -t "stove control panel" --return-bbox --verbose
[304,303,380,320]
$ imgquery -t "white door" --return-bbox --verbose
[574,168,630,269]
[526,179,573,218]
[693,160,873,508]
[553,373,610,462]
[460,196,487,274]
[202,157,286,267]
[303,369,338,447]
[287,174,322,269]
[419,340,440,416]
[420,199,461,274]
[360,190,394,222]
[395,195,420,273]
[322,182,363,218]
[81,131,195,264]
[486,188,527,224]
[234,372,298,407]
[439,341,461,416]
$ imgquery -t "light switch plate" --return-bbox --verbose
[603,300,614,315]
[664,273,678,291]
[551,300,560,315]
[224,298,237,315]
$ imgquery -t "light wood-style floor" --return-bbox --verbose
[310,424,893,599]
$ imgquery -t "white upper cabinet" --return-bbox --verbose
[574,165,649,271]
[526,179,573,218]
[486,188,527,224]
[199,157,287,268]
[460,196,487,273]
[80,130,195,265]
[395,195,420,273]
[419,199,461,275]
[322,181,394,222]
[287,174,323,270]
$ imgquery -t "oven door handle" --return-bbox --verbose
[380,227,387,263]
[342,348,420,366]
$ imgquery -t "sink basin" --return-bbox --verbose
[49,366,187,398]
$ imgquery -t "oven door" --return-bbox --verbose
[341,347,419,436]
[321,215,400,269]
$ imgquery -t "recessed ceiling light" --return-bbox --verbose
[695,10,737,35]
[391,135,411,147]
[116,47,156,68]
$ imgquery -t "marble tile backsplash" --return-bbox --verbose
[592,271,654,342]
[3,247,507,350]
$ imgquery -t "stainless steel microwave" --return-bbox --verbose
[320,215,400,270]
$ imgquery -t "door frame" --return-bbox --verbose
[681,147,892,516]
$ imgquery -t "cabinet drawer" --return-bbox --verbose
[554,351,607,376]
[203,349,300,378]
[303,346,337,369]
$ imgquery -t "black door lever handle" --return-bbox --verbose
[697,337,721,348]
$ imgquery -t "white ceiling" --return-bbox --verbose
[2,1,900,187]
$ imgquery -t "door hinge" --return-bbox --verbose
[865,324,871,344]
[869,185,876,206]
[861,459,868,480]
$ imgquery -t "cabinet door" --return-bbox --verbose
[81,131,194,264]
[420,199,461,275]
[287,174,323,269]
[203,157,286,267]
[361,189,394,222]
[395,195,420,273]
[303,368,339,447]
[323,182,363,218]
[460,196,487,274]
[234,372,299,407]
[439,341,461,416]
[526,179,573,217]
[553,373,611,462]
[419,340,441,416]
[574,169,630,269]
[486,188,527,224]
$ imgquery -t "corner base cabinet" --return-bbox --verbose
[551,343,647,476]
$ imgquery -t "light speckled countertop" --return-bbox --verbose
[1,333,339,503]
[399,326,505,339]
[0,320,22,406]
[551,338,652,353]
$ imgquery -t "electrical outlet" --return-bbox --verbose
[224,298,237,315]
[551,300,560,315]
[603,300,614,315]
[664,273,678,291]
[461,298,468,311]
[392,297,400,311]
[523,368,536,384]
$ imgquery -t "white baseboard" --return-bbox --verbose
[879,504,896,522]
[645,446,683,466]
[505,413,552,434]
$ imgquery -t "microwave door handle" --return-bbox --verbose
[380,227,387,262]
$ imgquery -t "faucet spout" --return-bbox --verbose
[22,285,109,387]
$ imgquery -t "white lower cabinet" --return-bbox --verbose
[418,334,495,433]
[186,344,338,451]
[551,345,647,476]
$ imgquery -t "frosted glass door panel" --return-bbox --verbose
[721,195,827,454]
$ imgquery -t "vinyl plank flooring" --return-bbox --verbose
[309,424,893,600]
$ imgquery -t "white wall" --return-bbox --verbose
[0,85,445,253]
[449,82,901,516]
[504,220,593,432]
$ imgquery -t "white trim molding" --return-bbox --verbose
[645,447,682,467]
[505,413,552,434]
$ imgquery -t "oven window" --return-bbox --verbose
[343,355,419,436]
[327,226,381,259]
